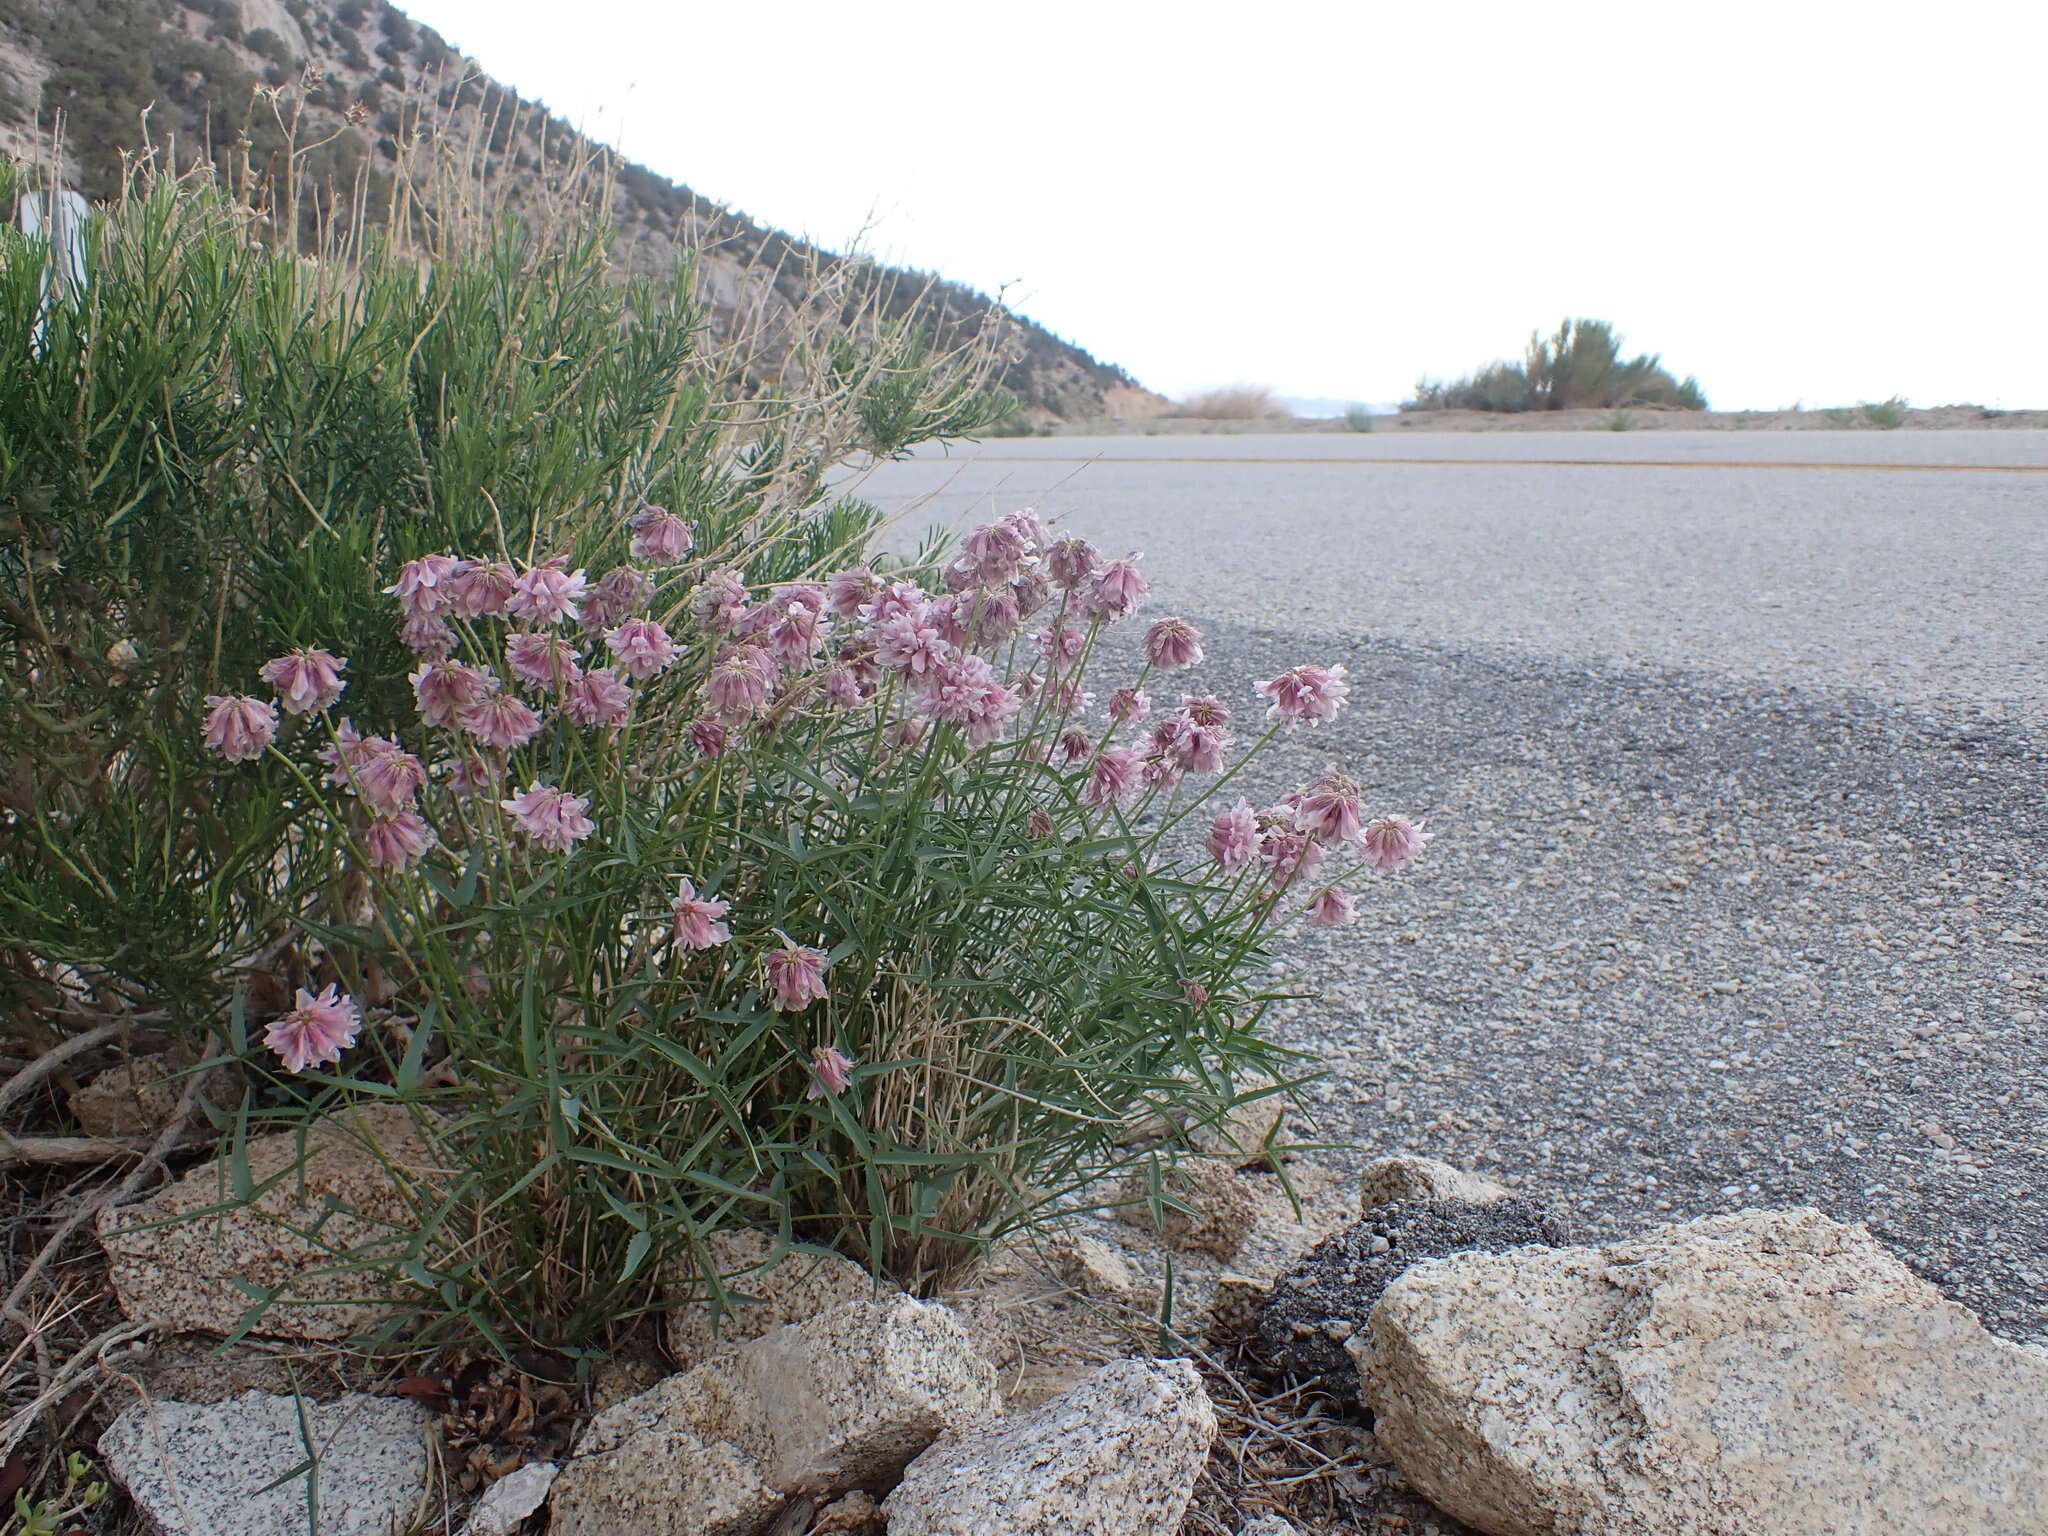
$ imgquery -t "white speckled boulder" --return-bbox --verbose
[549,1294,997,1536]
[1354,1206,2048,1536]
[883,1358,1216,1536]
[100,1390,429,1536]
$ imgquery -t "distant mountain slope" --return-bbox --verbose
[0,0,1156,422]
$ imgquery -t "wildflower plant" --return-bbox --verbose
[2,151,1433,1353]
[199,499,1427,1346]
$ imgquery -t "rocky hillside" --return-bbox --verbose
[0,0,1154,422]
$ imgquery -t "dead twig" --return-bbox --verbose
[0,1020,123,1123]
[0,1316,161,1462]
[0,1132,155,1170]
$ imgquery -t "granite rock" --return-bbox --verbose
[883,1358,1216,1536]
[460,1462,558,1536]
[666,1229,874,1369]
[549,1295,997,1535]
[1115,1157,1264,1260]
[1357,1207,2048,1536]
[1357,1154,1510,1212]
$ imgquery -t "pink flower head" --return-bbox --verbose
[871,611,953,679]
[460,691,543,751]
[805,1044,856,1099]
[1083,553,1148,621]
[259,648,348,714]
[1026,809,1055,839]
[921,592,971,648]
[960,518,1032,585]
[508,561,589,627]
[384,555,466,618]
[1082,747,1142,808]
[1107,686,1151,724]
[1206,799,1260,874]
[1260,818,1326,890]
[1010,569,1052,621]
[764,600,827,669]
[824,566,881,619]
[411,661,494,729]
[1360,814,1431,871]
[1180,693,1231,731]
[668,877,732,951]
[505,631,583,691]
[627,504,694,563]
[317,719,365,783]
[400,615,456,659]
[263,983,361,1074]
[762,943,830,1012]
[1056,728,1093,766]
[1044,535,1100,591]
[705,644,777,718]
[364,810,432,871]
[1166,718,1226,774]
[689,715,728,758]
[1294,768,1364,845]
[919,654,1019,745]
[445,560,517,618]
[999,505,1046,551]
[347,738,427,813]
[687,567,751,634]
[1306,885,1356,927]
[578,566,657,635]
[966,585,1024,647]
[858,580,927,627]
[202,694,278,762]
[824,665,865,707]
[1255,663,1350,725]
[1031,620,1087,666]
[500,781,596,852]
[562,666,634,727]
[1143,618,1204,670]
[604,617,678,680]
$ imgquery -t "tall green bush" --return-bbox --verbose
[1408,318,1706,412]
[0,158,1000,1036]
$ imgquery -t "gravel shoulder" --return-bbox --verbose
[1196,620,2048,1345]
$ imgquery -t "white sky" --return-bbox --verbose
[398,0,2046,409]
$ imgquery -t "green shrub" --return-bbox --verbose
[0,151,1001,1035]
[1860,395,1909,429]
[1340,405,1375,432]
[1408,319,1706,412]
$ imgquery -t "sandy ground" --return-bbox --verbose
[857,431,2048,1345]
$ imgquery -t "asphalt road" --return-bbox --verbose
[856,431,2048,1344]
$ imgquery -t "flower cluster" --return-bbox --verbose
[1206,767,1431,926]
[200,498,1427,1091]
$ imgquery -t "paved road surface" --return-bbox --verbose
[855,431,2048,1343]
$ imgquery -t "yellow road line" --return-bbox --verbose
[952,454,2048,474]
